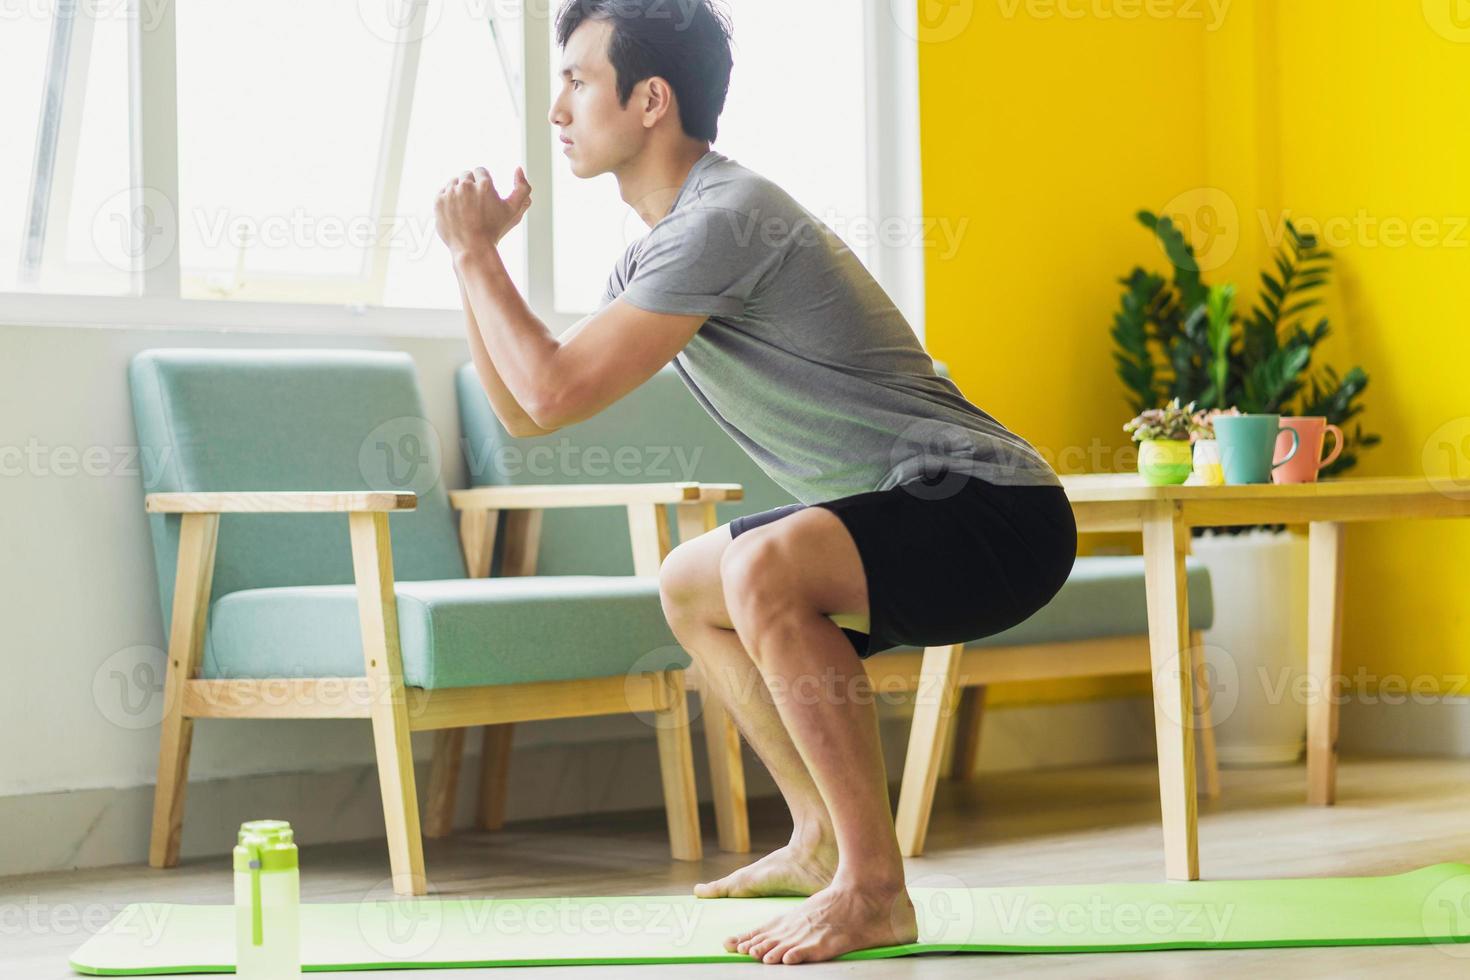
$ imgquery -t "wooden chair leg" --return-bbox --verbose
[350,511,427,897]
[1142,502,1200,881]
[894,642,965,857]
[1190,631,1221,800]
[1306,521,1345,805]
[698,687,750,852]
[423,729,465,839]
[947,684,986,782]
[476,724,514,831]
[653,669,702,861]
[149,513,219,869]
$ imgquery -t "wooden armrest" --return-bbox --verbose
[450,482,743,511]
[145,491,418,514]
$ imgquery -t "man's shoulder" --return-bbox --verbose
[685,155,803,219]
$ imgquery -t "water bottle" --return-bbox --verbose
[233,819,301,979]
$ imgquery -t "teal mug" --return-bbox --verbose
[1214,414,1300,485]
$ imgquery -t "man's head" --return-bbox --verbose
[550,0,733,178]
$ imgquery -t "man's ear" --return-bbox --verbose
[641,76,676,128]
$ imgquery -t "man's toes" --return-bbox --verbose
[724,925,757,952]
[748,935,783,960]
[782,943,813,965]
[764,939,800,964]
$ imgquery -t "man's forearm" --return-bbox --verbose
[456,275,553,437]
[454,246,562,427]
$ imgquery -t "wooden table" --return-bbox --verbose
[1059,474,1470,880]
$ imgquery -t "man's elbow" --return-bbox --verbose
[523,389,572,434]
[506,413,560,439]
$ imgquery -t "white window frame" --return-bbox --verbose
[0,0,927,344]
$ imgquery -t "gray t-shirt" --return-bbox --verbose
[600,149,1061,505]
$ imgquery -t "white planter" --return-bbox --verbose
[1191,527,1310,767]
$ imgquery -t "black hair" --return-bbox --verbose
[554,0,734,143]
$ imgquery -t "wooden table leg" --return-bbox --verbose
[1141,502,1199,881]
[1306,521,1346,805]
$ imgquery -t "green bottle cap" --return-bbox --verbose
[233,820,298,873]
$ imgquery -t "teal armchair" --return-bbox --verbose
[129,349,736,895]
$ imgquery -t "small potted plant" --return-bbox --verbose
[1124,398,1197,485]
[1188,406,1241,486]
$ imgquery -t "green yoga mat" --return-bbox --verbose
[70,863,1470,974]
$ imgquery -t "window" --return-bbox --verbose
[1,0,923,339]
[3,3,131,296]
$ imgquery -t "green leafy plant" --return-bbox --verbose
[1124,398,1197,443]
[1110,212,1380,478]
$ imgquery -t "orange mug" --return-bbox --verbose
[1273,416,1343,484]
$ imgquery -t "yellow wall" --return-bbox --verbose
[919,0,1470,704]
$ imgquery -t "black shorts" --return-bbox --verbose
[728,473,1078,659]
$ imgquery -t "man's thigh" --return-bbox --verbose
[723,508,871,635]
[659,512,871,635]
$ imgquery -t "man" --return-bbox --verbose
[434,0,1077,965]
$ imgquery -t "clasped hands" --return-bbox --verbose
[434,166,532,258]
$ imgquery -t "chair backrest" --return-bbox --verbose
[130,349,466,629]
[454,359,951,576]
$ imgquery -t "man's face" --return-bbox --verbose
[549,19,646,178]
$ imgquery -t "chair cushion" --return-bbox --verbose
[874,555,1215,654]
[203,576,687,689]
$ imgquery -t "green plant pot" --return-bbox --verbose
[1138,438,1193,485]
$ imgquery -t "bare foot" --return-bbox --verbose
[724,879,918,965]
[693,839,837,899]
